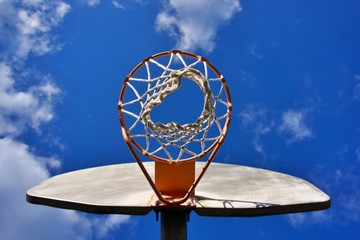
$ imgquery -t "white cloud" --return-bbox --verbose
[87,0,101,7]
[287,211,332,228]
[354,74,360,100]
[92,215,131,239]
[0,138,90,240]
[155,0,242,53]
[0,62,60,136]
[0,138,131,239]
[0,0,70,61]
[279,109,313,143]
[0,1,131,239]
[287,213,306,227]
[112,0,125,9]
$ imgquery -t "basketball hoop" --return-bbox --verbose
[27,50,331,240]
[118,50,232,205]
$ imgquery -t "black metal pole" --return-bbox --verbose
[160,211,187,240]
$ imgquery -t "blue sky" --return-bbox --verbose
[1,0,360,239]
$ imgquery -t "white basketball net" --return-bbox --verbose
[120,52,230,162]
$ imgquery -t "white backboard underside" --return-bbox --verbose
[27,162,330,216]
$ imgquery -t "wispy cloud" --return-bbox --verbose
[155,0,242,53]
[335,169,360,222]
[287,211,332,228]
[252,123,271,156]
[288,165,360,227]
[86,0,102,7]
[238,106,315,156]
[238,105,272,157]
[238,104,267,127]
[353,74,360,100]
[245,43,264,59]
[279,109,313,143]
[356,147,360,162]
[239,69,256,87]
[112,0,125,10]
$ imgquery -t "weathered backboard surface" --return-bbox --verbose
[27,162,330,217]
